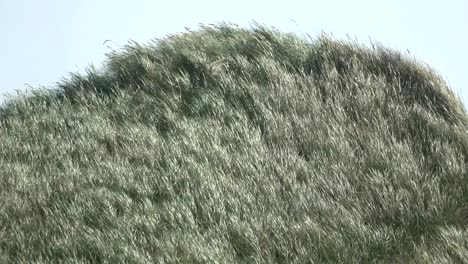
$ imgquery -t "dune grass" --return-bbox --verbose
[1,22,468,263]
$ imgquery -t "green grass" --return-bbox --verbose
[1,21,468,263]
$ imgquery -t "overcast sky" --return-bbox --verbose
[1,0,467,108]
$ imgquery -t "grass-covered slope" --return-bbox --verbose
[1,22,468,263]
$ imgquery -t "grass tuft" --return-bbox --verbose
[1,22,468,263]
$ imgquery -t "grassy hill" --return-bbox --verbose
[1,22,468,263]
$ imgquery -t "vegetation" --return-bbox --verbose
[1,22,468,263]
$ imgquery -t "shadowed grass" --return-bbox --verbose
[1,22,468,263]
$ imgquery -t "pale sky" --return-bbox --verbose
[1,0,467,108]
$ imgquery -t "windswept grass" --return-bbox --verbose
[1,22,468,263]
